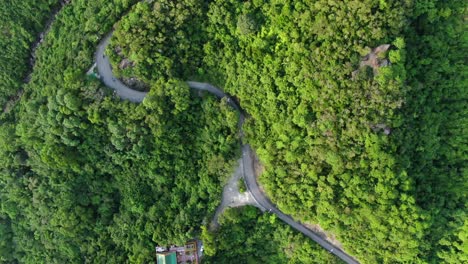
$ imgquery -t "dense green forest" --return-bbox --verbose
[201,206,342,263]
[205,1,467,262]
[0,0,240,263]
[108,0,208,87]
[0,0,60,107]
[0,0,466,263]
[110,0,467,263]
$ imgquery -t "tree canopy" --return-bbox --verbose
[0,0,466,263]
[1,0,240,262]
[109,0,466,262]
[202,206,343,264]
[0,0,60,107]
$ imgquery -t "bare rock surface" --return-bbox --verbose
[352,44,391,79]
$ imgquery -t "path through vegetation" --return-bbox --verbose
[96,30,360,264]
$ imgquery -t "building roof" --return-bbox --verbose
[157,252,177,264]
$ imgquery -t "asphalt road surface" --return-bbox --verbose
[95,32,360,264]
[96,34,147,102]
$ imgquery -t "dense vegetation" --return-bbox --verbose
[205,1,466,262]
[0,0,60,107]
[108,0,207,86]
[202,206,342,263]
[0,0,239,263]
[1,0,465,263]
[111,0,467,263]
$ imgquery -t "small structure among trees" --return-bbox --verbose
[155,241,200,264]
[156,252,177,264]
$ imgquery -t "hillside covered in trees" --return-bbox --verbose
[201,206,342,263]
[108,0,467,262]
[0,0,466,263]
[0,0,241,262]
[0,0,60,107]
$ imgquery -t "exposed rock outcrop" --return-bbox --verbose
[370,123,392,135]
[352,44,391,80]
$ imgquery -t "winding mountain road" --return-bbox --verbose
[96,35,147,102]
[96,34,359,264]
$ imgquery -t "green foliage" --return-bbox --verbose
[0,0,239,263]
[237,14,258,35]
[199,0,466,263]
[436,214,468,263]
[0,0,60,107]
[238,178,247,193]
[1,0,465,263]
[0,214,14,262]
[202,206,343,264]
[108,0,207,83]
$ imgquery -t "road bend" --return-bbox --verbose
[96,32,360,264]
